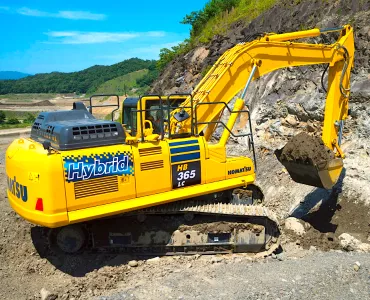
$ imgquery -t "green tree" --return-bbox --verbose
[181,0,239,37]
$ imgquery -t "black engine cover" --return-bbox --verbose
[30,102,125,150]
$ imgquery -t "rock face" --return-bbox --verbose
[151,1,370,98]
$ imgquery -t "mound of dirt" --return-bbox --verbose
[286,194,370,252]
[276,132,335,165]
[33,100,54,106]
[0,100,55,107]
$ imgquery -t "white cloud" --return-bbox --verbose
[45,31,167,44]
[57,11,106,21]
[17,7,49,17]
[17,7,106,20]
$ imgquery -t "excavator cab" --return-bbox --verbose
[87,94,187,139]
[121,95,187,138]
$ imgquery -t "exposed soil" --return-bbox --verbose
[0,100,54,106]
[276,132,335,165]
[286,193,370,252]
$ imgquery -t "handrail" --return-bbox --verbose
[88,94,120,121]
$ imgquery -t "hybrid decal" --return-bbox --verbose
[228,166,252,176]
[63,151,134,183]
[7,175,28,202]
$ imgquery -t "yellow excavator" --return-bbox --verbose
[5,25,354,255]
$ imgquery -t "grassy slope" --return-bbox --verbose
[196,0,276,43]
[157,0,277,71]
[93,69,149,96]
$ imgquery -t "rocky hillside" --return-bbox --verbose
[151,0,370,245]
[151,0,369,95]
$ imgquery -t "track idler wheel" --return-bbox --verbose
[48,225,87,254]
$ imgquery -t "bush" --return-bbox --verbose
[24,113,36,123]
[7,118,20,124]
[157,0,276,72]
[157,39,192,71]
[179,0,277,46]
[181,0,239,38]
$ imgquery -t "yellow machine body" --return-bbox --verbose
[6,135,255,228]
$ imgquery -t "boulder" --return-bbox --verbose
[339,233,370,252]
[284,217,306,235]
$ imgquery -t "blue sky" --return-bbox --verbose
[0,0,208,74]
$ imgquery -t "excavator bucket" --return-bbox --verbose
[275,133,343,189]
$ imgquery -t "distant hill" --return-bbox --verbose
[0,58,157,94]
[94,69,149,95]
[0,71,31,80]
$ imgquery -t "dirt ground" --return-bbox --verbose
[0,96,123,119]
[0,132,369,300]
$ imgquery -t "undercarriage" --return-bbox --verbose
[48,189,280,257]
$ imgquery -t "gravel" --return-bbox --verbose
[99,252,370,300]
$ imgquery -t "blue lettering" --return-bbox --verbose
[68,162,83,180]
[6,175,28,202]
[16,182,20,198]
[21,186,28,202]
[94,159,106,176]
[83,164,95,180]
[117,156,128,172]
[228,166,251,176]
[112,157,118,172]
[65,153,133,182]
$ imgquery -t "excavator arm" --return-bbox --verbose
[170,25,354,189]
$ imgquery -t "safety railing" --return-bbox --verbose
[88,94,120,121]
[194,101,257,170]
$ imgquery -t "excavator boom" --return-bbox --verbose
[171,25,354,189]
